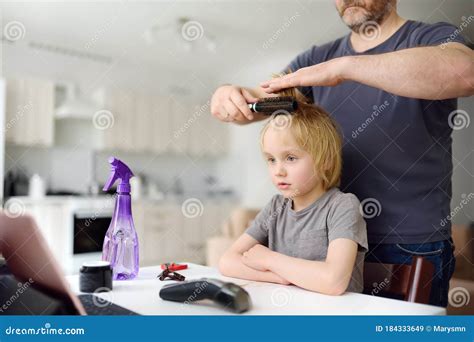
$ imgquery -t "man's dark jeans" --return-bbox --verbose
[365,238,456,307]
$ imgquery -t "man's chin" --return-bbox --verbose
[343,12,370,31]
[345,20,372,32]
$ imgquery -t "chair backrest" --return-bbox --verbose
[222,208,260,238]
[363,256,435,304]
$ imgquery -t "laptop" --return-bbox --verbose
[0,212,138,315]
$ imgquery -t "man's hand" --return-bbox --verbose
[211,85,264,124]
[260,57,348,93]
[242,244,274,271]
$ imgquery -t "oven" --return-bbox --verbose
[73,210,112,255]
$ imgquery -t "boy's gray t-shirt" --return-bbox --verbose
[245,187,368,293]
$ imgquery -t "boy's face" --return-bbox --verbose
[262,126,321,198]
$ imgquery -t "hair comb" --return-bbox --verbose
[248,96,298,114]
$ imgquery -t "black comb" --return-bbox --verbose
[248,96,298,114]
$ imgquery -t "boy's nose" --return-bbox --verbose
[275,164,287,177]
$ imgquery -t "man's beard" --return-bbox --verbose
[339,0,394,32]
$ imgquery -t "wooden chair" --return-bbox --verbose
[363,256,435,304]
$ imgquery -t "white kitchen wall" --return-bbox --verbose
[5,145,91,194]
[92,151,224,197]
[4,144,226,197]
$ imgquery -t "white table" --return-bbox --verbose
[67,263,446,315]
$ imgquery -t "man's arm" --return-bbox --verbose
[345,43,473,100]
[261,43,474,100]
[243,239,358,295]
[218,233,290,284]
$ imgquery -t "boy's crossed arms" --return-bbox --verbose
[219,233,358,296]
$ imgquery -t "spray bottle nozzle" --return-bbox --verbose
[103,157,134,193]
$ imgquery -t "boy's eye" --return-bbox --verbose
[287,155,297,162]
[267,157,275,163]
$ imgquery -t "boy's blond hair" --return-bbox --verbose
[260,85,343,190]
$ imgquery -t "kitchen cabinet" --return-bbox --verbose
[11,198,73,266]
[184,102,229,158]
[134,92,152,152]
[4,79,228,156]
[7,196,115,275]
[5,78,55,147]
[150,95,173,154]
[133,198,235,266]
[200,200,235,238]
[100,88,135,152]
[31,203,70,259]
[96,87,228,156]
[181,214,204,263]
[134,201,183,265]
[168,96,188,155]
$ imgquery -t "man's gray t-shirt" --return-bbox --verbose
[245,187,368,293]
[283,21,467,244]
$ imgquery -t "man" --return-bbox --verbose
[210,0,474,307]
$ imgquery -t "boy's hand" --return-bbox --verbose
[273,273,291,285]
[242,244,273,271]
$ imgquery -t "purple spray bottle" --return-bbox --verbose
[102,157,139,280]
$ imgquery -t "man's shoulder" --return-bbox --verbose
[405,19,459,31]
[304,20,462,55]
[399,20,465,47]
